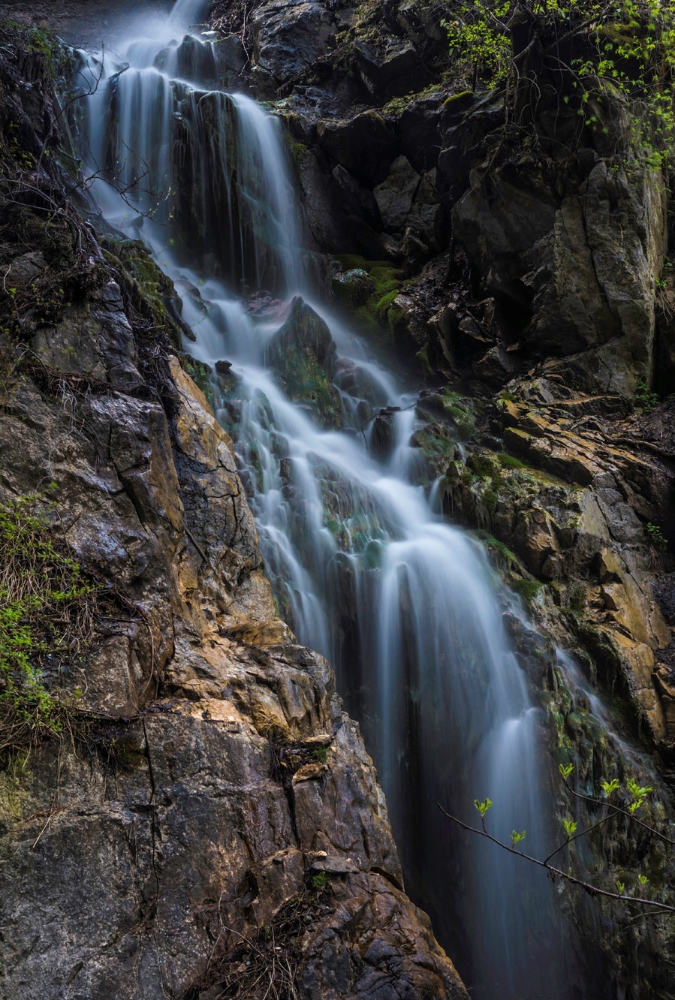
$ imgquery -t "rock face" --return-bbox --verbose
[0,29,467,1000]
[452,156,667,395]
[0,255,466,1000]
[252,0,336,85]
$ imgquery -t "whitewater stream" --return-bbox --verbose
[75,1,584,995]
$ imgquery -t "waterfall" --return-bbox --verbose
[77,5,584,996]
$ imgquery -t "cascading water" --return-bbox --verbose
[75,4,586,995]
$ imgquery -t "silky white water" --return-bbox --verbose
[75,4,583,994]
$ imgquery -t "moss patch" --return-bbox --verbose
[512,578,542,605]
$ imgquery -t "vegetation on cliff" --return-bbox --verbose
[443,0,675,166]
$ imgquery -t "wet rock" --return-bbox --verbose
[295,146,356,253]
[169,356,275,617]
[399,95,445,172]
[174,33,220,85]
[301,873,467,1000]
[244,290,285,321]
[266,296,341,427]
[212,33,247,84]
[3,249,45,288]
[370,407,399,461]
[30,279,142,387]
[267,296,335,374]
[405,168,443,247]
[472,345,517,388]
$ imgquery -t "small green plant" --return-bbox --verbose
[311,871,329,892]
[439,790,675,914]
[635,382,660,413]
[312,745,330,764]
[627,778,652,814]
[646,522,667,549]
[559,763,574,780]
[601,778,620,796]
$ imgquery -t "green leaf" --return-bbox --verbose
[563,818,578,838]
[559,763,574,780]
[474,797,493,817]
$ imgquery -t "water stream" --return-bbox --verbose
[75,4,584,995]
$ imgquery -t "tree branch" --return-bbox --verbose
[437,803,675,913]
[562,778,675,849]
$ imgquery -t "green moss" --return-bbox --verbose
[468,453,499,478]
[334,257,404,339]
[276,349,342,430]
[446,404,475,441]
[512,578,542,605]
[102,239,186,350]
[289,140,307,165]
[473,529,519,568]
[498,452,526,470]
[415,424,457,469]
[416,346,431,372]
[373,289,399,318]
[180,354,215,410]
[444,89,474,105]
[482,487,498,514]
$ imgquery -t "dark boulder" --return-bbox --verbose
[252,0,336,84]
[317,111,397,187]
[353,36,429,102]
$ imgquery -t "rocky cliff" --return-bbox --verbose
[0,20,467,1000]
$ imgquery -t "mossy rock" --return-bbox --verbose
[332,256,405,342]
[101,239,188,351]
[266,297,341,429]
[332,269,375,307]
